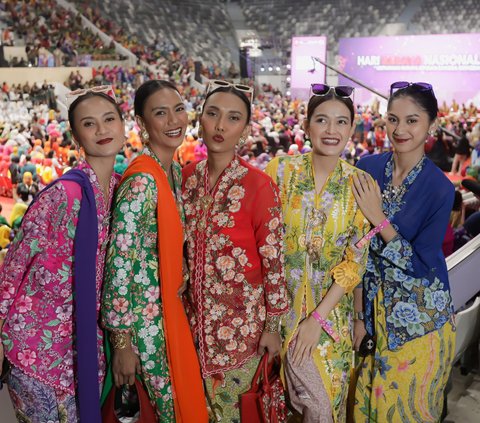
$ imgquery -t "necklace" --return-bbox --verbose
[382,183,407,204]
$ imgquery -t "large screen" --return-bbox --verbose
[291,36,327,100]
[338,33,480,106]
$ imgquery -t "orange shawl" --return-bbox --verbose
[121,155,208,422]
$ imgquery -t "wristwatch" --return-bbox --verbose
[110,331,129,350]
[354,311,365,321]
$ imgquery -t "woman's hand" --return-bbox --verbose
[112,346,141,387]
[353,319,367,351]
[291,316,322,366]
[258,331,282,360]
[352,173,385,226]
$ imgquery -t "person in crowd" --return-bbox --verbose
[0,204,8,227]
[182,80,289,421]
[16,171,39,204]
[265,84,370,422]
[101,80,208,422]
[450,129,471,175]
[0,89,125,422]
[352,82,455,422]
[7,203,27,234]
[19,154,36,180]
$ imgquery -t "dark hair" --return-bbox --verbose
[134,80,180,118]
[68,92,123,135]
[306,92,355,123]
[387,85,438,123]
[203,86,252,122]
[453,190,463,211]
[25,154,31,161]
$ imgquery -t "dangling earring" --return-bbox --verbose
[238,136,246,147]
[198,126,203,139]
[141,130,150,144]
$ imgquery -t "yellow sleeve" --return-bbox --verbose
[330,189,371,293]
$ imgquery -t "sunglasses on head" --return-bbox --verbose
[65,84,117,108]
[390,81,433,96]
[311,84,354,98]
[206,79,254,102]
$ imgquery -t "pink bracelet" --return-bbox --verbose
[355,218,390,248]
[311,311,340,342]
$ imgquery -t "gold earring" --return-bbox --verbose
[141,130,150,143]
[198,126,203,138]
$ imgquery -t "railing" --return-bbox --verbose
[447,233,480,311]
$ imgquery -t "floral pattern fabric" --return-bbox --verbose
[204,355,261,422]
[353,290,455,422]
[7,365,79,423]
[102,147,184,422]
[265,153,370,423]
[356,153,455,349]
[182,157,288,378]
[354,152,456,421]
[0,161,116,395]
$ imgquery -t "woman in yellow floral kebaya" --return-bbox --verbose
[265,84,371,423]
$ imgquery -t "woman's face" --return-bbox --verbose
[386,96,435,155]
[305,99,354,158]
[200,91,250,155]
[138,88,188,151]
[72,96,125,159]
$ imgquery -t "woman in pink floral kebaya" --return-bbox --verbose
[0,90,124,423]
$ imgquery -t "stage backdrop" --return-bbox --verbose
[291,36,327,100]
[338,33,480,107]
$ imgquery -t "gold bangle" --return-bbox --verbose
[110,331,129,350]
[264,315,281,333]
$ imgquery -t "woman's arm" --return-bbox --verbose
[292,202,371,365]
[352,172,454,278]
[102,173,156,385]
[253,179,289,357]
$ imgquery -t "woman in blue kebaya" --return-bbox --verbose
[352,82,455,422]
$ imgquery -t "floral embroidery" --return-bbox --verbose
[361,154,454,350]
[0,161,115,394]
[265,153,370,421]
[102,147,183,421]
[182,157,288,377]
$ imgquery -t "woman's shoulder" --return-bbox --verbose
[339,158,369,177]
[117,172,156,198]
[356,152,391,172]
[182,160,203,179]
[423,157,455,198]
[240,157,277,188]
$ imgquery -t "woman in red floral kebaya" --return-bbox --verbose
[182,80,289,421]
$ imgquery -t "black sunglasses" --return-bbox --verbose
[311,84,354,98]
[390,81,433,96]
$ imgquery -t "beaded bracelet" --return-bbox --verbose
[355,218,390,249]
[311,311,340,342]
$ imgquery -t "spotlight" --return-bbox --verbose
[260,66,265,72]
[286,90,291,96]
[275,66,281,72]
[286,64,291,70]
[286,76,291,82]
[268,66,273,72]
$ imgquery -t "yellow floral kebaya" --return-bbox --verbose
[265,152,370,422]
